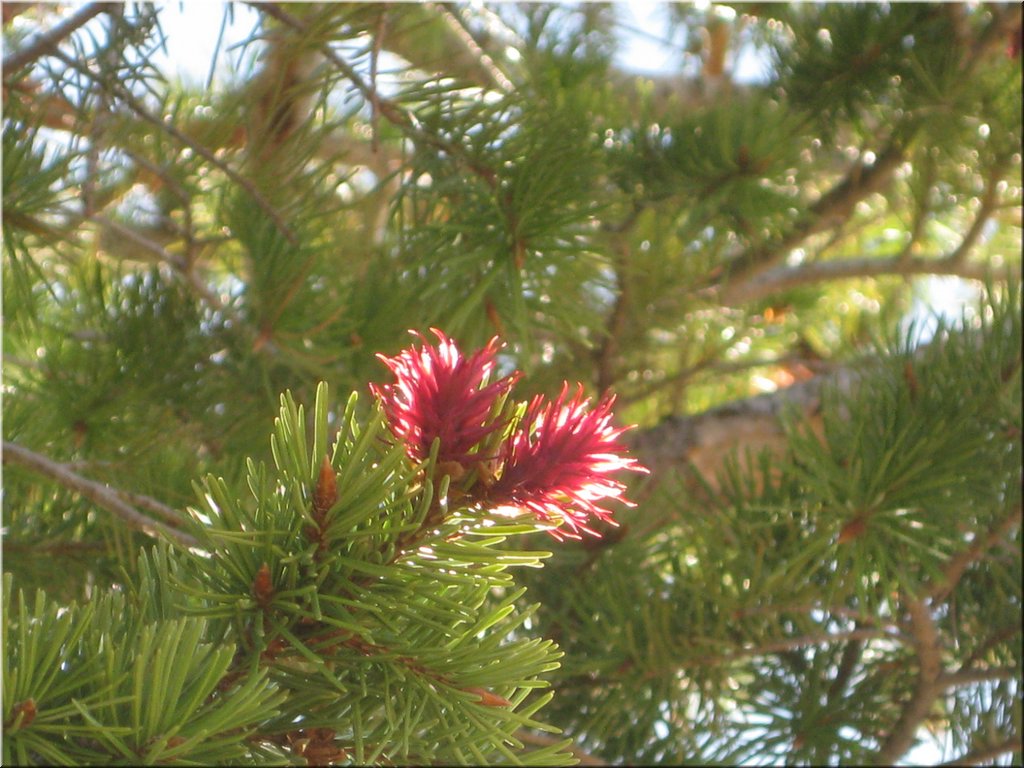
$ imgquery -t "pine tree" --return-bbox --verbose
[2,3,1021,765]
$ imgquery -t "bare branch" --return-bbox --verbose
[629,361,861,482]
[827,633,866,704]
[727,628,900,661]
[928,506,1023,603]
[938,665,1020,689]
[428,2,515,93]
[721,254,1019,306]
[719,139,908,295]
[874,598,943,765]
[948,164,1006,266]
[2,440,199,549]
[2,2,116,74]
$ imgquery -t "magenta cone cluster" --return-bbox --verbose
[373,329,648,539]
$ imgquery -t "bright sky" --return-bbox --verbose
[151,1,771,86]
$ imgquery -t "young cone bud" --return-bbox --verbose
[253,562,274,605]
[465,686,511,708]
[8,699,36,730]
[313,455,337,521]
[837,515,868,545]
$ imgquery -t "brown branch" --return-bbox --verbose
[721,254,1019,305]
[958,624,1022,673]
[733,601,903,633]
[428,2,514,93]
[91,215,230,317]
[629,361,862,481]
[726,628,899,661]
[928,506,1023,603]
[948,163,1006,266]
[874,598,943,765]
[90,215,285,359]
[2,540,108,555]
[938,665,1019,689]
[1,440,199,548]
[827,633,865,704]
[898,152,937,264]
[624,628,899,679]
[118,147,197,260]
[2,2,117,74]
[719,139,908,296]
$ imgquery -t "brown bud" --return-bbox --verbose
[253,562,274,605]
[260,637,287,662]
[72,420,88,449]
[9,698,36,729]
[313,455,337,521]
[465,686,511,708]
[837,515,867,545]
[903,361,919,401]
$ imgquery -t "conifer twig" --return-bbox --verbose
[515,730,605,766]
[1,440,199,549]
[1,2,117,74]
[44,46,299,247]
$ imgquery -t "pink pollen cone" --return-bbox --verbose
[371,328,518,466]
[489,383,649,539]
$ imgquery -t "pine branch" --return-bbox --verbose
[629,361,860,482]
[874,598,943,766]
[90,215,284,358]
[1,2,117,73]
[428,2,515,92]
[948,163,1008,267]
[718,138,909,296]
[255,2,500,190]
[516,730,606,766]
[927,506,1023,603]
[1,440,199,548]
